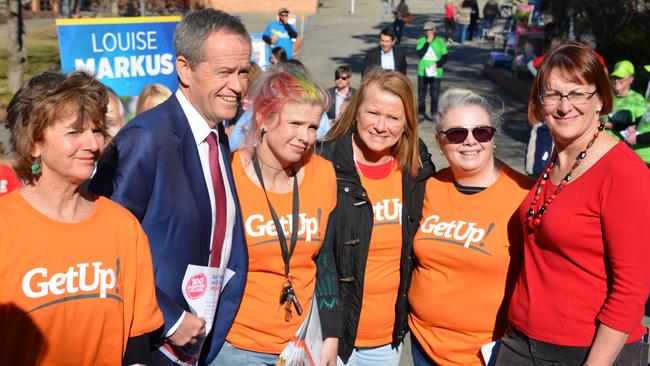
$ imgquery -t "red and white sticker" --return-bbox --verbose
[185,273,207,300]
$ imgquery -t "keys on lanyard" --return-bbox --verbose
[278,275,302,321]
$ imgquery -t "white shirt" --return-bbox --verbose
[166,89,237,337]
[381,49,396,71]
[335,88,350,118]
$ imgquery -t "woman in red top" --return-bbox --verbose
[497,44,650,365]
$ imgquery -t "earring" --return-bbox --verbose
[31,156,42,176]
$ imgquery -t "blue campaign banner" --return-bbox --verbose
[56,16,180,97]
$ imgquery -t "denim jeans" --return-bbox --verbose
[210,341,278,366]
[393,19,405,43]
[457,24,468,44]
[410,333,438,366]
[337,343,402,366]
[495,327,649,366]
[418,76,442,117]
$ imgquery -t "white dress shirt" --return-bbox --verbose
[381,49,396,71]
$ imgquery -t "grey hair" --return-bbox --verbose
[434,88,503,132]
[174,9,251,68]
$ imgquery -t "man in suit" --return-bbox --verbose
[89,9,250,365]
[327,65,356,121]
[362,27,407,76]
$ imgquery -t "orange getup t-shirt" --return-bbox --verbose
[408,165,533,366]
[355,163,403,347]
[226,151,337,354]
[0,191,163,366]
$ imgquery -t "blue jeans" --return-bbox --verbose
[457,24,468,44]
[337,343,402,366]
[411,334,438,366]
[210,341,278,366]
[393,19,405,43]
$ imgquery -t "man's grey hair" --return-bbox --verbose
[174,9,251,68]
[434,88,504,132]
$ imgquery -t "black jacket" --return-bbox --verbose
[317,132,435,362]
[362,47,407,76]
[327,87,357,120]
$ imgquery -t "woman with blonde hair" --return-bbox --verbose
[135,83,172,115]
[319,68,435,365]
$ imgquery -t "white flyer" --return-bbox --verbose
[158,265,235,365]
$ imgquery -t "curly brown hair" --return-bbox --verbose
[5,71,110,184]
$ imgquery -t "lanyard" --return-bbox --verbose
[251,153,299,277]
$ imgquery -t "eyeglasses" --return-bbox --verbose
[539,91,597,106]
[335,76,349,80]
[438,126,496,144]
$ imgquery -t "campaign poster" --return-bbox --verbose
[56,16,180,97]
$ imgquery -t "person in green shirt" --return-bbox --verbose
[416,21,448,122]
[609,60,648,128]
[623,107,650,167]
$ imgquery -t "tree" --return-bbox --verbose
[5,0,27,93]
[544,0,650,54]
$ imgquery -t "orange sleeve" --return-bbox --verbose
[130,225,164,337]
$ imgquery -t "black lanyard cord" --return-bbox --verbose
[252,153,299,276]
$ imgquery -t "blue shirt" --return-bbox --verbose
[263,21,298,60]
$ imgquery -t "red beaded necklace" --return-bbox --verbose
[526,122,605,230]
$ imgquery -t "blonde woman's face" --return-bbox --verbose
[355,83,406,159]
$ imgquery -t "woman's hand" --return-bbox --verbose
[319,337,339,366]
[583,324,628,366]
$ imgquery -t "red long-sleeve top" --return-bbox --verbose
[509,142,650,346]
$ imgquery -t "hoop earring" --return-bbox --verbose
[31,156,42,176]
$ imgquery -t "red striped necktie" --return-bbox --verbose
[206,132,226,268]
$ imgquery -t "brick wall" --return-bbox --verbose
[205,0,319,15]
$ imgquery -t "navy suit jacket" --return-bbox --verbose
[89,94,247,364]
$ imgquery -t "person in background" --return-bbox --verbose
[136,83,172,115]
[456,1,472,45]
[213,63,340,366]
[319,69,436,366]
[0,70,163,365]
[528,36,563,77]
[89,9,251,364]
[270,46,288,65]
[467,0,480,41]
[0,142,22,196]
[579,33,607,72]
[263,7,299,60]
[327,65,357,122]
[416,21,448,122]
[444,0,457,44]
[607,60,648,133]
[106,86,125,138]
[362,27,407,76]
[392,0,409,44]
[482,0,499,31]
[409,88,533,366]
[497,43,650,366]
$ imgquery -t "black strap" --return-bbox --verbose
[252,153,299,276]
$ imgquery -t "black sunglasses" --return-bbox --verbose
[335,75,349,80]
[438,126,496,144]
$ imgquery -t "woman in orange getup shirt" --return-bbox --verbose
[212,64,340,366]
[319,69,436,366]
[409,88,533,366]
[0,71,163,365]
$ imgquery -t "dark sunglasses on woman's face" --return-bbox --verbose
[335,75,349,80]
[438,126,497,144]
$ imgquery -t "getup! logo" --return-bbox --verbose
[419,215,496,256]
[21,260,121,313]
[245,209,324,246]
